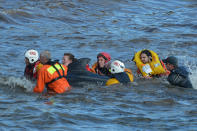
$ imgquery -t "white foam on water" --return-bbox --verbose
[3,76,35,92]
[178,56,197,89]
[189,72,197,89]
[178,100,191,106]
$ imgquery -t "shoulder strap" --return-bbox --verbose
[46,63,66,87]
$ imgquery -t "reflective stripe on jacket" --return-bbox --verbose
[34,63,70,93]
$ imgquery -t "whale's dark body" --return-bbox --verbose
[66,58,110,86]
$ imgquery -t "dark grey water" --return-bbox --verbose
[0,0,197,130]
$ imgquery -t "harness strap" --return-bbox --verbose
[160,60,170,75]
[59,64,65,77]
[46,63,66,87]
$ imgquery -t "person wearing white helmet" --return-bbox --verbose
[106,60,134,86]
[24,49,42,80]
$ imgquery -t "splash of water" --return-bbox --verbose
[179,56,197,89]
[189,71,197,89]
[2,76,35,92]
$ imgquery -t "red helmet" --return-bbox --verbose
[97,52,111,63]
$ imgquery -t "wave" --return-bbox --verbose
[0,76,35,92]
[0,12,17,24]
[190,72,197,89]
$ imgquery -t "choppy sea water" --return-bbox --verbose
[0,0,197,130]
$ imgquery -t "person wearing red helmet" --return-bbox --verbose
[90,52,112,76]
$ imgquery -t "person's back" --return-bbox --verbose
[106,60,134,86]
[168,66,193,88]
[163,56,193,88]
[34,51,70,94]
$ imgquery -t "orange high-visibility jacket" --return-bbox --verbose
[34,63,70,94]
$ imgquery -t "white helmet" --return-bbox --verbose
[110,60,125,74]
[25,49,39,64]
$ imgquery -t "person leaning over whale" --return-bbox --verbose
[133,49,170,79]
[33,51,70,95]
[62,53,75,67]
[106,60,134,86]
[163,56,193,88]
[90,52,112,76]
[24,49,43,81]
[62,53,91,71]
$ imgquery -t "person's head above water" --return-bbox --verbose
[97,52,111,68]
[140,50,152,64]
[25,49,39,65]
[40,50,51,64]
[110,60,125,74]
[163,56,178,71]
[62,53,75,66]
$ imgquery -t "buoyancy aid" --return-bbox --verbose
[90,63,98,73]
[91,52,111,75]
[34,61,70,94]
[133,50,167,77]
[124,68,132,74]
[105,69,134,86]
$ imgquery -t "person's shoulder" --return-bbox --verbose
[62,64,68,69]
[40,65,50,71]
[174,66,190,77]
[177,66,185,69]
[176,66,189,72]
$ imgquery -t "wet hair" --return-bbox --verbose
[140,50,152,57]
[40,50,51,60]
[97,52,111,62]
[140,50,152,61]
[64,53,75,61]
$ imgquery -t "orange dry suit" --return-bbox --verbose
[34,61,70,94]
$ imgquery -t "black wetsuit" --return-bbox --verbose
[66,58,110,86]
[111,72,131,84]
[167,66,193,88]
[96,66,111,77]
